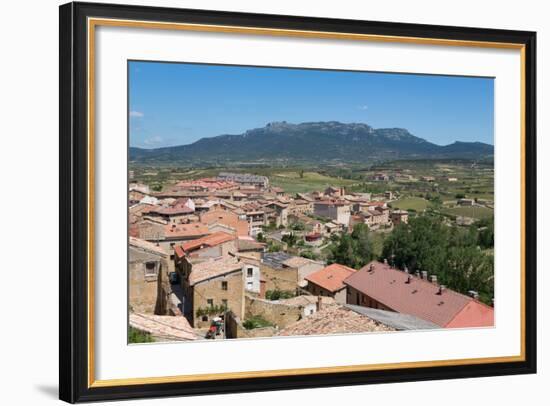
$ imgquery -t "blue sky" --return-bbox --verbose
[129,61,494,149]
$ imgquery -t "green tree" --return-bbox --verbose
[381,216,494,304]
[329,224,374,269]
[282,232,298,247]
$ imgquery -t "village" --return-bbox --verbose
[128,170,494,343]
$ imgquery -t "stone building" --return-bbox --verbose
[313,200,351,226]
[304,263,356,304]
[343,261,494,328]
[259,252,323,293]
[128,237,171,315]
[179,256,247,328]
[390,209,409,225]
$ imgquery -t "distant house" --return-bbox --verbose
[217,172,269,189]
[240,202,268,236]
[199,208,249,237]
[371,173,390,182]
[390,209,409,225]
[260,252,324,292]
[313,200,351,225]
[174,231,237,260]
[343,261,494,328]
[148,198,195,224]
[288,199,313,216]
[458,198,475,206]
[305,263,357,304]
[324,186,345,198]
[263,201,289,227]
[421,176,436,182]
[365,206,390,229]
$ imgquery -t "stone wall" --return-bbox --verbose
[226,311,277,339]
[244,295,302,329]
[260,264,297,292]
[192,270,244,328]
[129,246,170,315]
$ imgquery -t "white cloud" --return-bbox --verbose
[130,110,144,118]
[142,136,163,147]
[358,105,369,110]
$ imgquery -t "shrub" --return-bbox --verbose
[265,289,295,300]
[243,315,274,330]
[128,327,154,343]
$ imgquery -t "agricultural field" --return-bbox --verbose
[389,197,431,212]
[269,171,357,194]
[442,206,494,220]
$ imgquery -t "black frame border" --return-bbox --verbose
[59,2,537,403]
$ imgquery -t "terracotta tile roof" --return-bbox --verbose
[276,305,394,336]
[237,238,266,251]
[199,208,249,236]
[305,263,356,293]
[175,178,237,191]
[282,256,318,269]
[129,237,168,257]
[129,313,199,341]
[179,231,236,253]
[164,223,209,239]
[343,261,494,328]
[189,257,243,285]
[150,203,194,216]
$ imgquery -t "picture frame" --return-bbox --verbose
[59,1,537,403]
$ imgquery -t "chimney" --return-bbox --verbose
[468,290,479,300]
[404,266,409,274]
[437,285,446,295]
[415,270,420,278]
[383,258,388,265]
[430,275,438,284]
[421,271,428,280]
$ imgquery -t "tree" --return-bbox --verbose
[282,232,297,247]
[477,217,494,249]
[328,224,374,269]
[444,246,494,301]
[381,216,494,304]
[256,232,266,243]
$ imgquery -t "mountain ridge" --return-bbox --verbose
[130,121,493,163]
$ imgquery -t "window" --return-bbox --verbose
[144,261,158,277]
[221,299,228,308]
[201,316,208,322]
[207,299,213,306]
[221,281,228,291]
[247,267,254,277]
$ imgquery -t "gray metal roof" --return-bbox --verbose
[345,305,440,331]
[262,252,293,269]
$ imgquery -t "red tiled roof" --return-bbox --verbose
[179,231,236,253]
[343,261,494,328]
[150,204,194,216]
[305,263,357,293]
[188,257,243,285]
[164,223,209,238]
